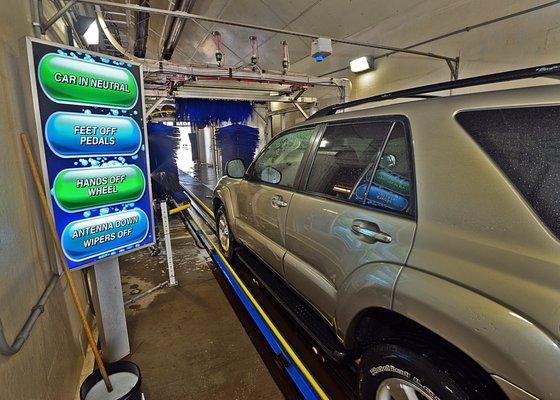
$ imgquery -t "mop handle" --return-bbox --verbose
[20,133,113,393]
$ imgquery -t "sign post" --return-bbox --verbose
[87,257,130,362]
[27,38,154,361]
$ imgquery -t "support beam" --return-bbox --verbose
[292,101,308,119]
[41,0,77,33]
[146,97,166,116]
[52,0,87,48]
[268,103,316,116]
[95,5,141,62]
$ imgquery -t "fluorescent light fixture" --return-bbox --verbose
[76,16,99,46]
[350,56,374,73]
[83,21,99,45]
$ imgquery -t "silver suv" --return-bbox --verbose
[213,77,560,400]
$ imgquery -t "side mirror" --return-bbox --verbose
[226,159,246,179]
[260,166,282,184]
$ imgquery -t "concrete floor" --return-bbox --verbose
[119,217,283,400]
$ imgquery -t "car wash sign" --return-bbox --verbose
[27,38,154,270]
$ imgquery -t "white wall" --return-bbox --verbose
[0,1,91,399]
[296,0,560,107]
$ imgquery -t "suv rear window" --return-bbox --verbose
[456,106,560,238]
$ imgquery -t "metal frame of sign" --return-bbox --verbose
[26,37,155,271]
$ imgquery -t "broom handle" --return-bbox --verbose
[20,133,113,393]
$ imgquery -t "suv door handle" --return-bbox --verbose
[351,221,392,244]
[271,195,288,208]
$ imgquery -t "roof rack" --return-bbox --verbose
[311,63,560,119]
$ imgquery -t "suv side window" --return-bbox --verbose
[305,119,414,215]
[250,127,315,188]
[353,122,413,215]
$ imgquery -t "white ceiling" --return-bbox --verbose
[141,0,428,75]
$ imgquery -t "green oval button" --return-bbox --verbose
[38,54,138,109]
[53,165,145,212]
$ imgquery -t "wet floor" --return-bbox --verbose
[119,217,283,399]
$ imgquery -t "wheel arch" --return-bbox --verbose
[213,187,237,236]
[212,196,223,219]
[347,306,509,399]
[389,267,560,400]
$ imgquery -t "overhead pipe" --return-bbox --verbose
[157,0,174,58]
[134,0,150,58]
[161,0,196,61]
[31,0,43,38]
[125,0,134,53]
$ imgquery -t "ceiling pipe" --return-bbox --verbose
[161,0,196,60]
[125,0,134,53]
[134,0,150,58]
[73,0,458,64]
[157,0,174,59]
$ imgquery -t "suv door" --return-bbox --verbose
[235,127,316,275]
[284,118,416,320]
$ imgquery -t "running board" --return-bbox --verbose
[236,247,349,362]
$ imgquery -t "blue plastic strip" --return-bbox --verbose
[193,227,323,400]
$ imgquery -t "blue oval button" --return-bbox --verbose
[45,112,142,157]
[61,208,149,262]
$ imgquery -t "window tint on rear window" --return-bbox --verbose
[456,107,560,238]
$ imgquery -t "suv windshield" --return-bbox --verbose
[456,106,560,238]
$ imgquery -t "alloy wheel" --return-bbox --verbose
[218,213,230,253]
[376,377,437,400]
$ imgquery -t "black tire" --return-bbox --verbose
[359,342,500,400]
[216,205,236,260]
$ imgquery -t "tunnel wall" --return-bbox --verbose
[0,1,91,399]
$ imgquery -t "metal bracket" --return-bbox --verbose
[446,57,460,81]
[292,101,309,119]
